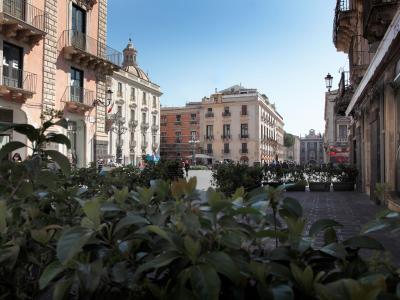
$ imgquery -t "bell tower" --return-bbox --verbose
[123,38,137,68]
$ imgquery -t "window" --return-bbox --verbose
[224,107,230,113]
[142,112,147,123]
[207,144,213,154]
[223,107,230,116]
[338,125,347,139]
[176,131,182,143]
[224,143,230,153]
[207,108,212,112]
[130,109,135,120]
[206,125,213,138]
[223,124,230,137]
[242,143,248,153]
[241,105,247,115]
[143,92,147,105]
[3,42,23,89]
[153,96,157,108]
[176,115,181,122]
[241,124,249,138]
[152,115,157,125]
[70,67,84,103]
[191,113,197,121]
[131,87,135,100]
[161,116,167,124]
[191,131,197,141]
[117,82,123,97]
[152,135,156,145]
[72,4,86,33]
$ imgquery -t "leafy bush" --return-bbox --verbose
[212,163,263,196]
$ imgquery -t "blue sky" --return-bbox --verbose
[107,0,348,136]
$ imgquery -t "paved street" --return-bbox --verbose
[188,170,400,265]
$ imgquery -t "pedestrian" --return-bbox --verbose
[12,153,22,162]
[184,160,190,177]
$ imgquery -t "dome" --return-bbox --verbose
[124,65,149,81]
[122,38,150,82]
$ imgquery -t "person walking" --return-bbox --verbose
[184,160,190,177]
[12,153,22,162]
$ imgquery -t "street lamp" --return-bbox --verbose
[189,139,200,165]
[110,113,127,164]
[325,73,333,92]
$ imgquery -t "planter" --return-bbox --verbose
[309,182,331,192]
[332,182,355,191]
[285,182,307,192]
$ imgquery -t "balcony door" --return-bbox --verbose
[71,4,86,50]
[4,0,26,21]
[3,42,23,89]
[70,68,83,103]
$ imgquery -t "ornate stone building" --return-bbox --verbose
[331,0,400,202]
[108,40,162,166]
[300,130,324,165]
[199,85,285,165]
[0,0,121,167]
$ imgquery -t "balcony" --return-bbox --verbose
[363,0,400,43]
[240,149,249,154]
[222,111,231,117]
[204,135,214,141]
[129,120,138,129]
[206,149,213,155]
[221,149,230,155]
[174,121,182,126]
[190,119,198,124]
[337,137,348,143]
[0,0,47,46]
[129,141,136,152]
[333,0,356,53]
[0,65,36,101]
[62,85,95,113]
[335,71,353,116]
[175,138,182,144]
[221,134,231,140]
[239,134,249,140]
[205,112,214,118]
[141,122,149,131]
[58,30,122,75]
[349,35,374,84]
[151,124,159,132]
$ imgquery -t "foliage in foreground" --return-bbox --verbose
[0,120,399,300]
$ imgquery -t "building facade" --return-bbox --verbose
[324,89,352,164]
[0,0,121,168]
[283,135,301,164]
[200,85,284,165]
[331,0,400,200]
[108,40,161,166]
[160,102,201,162]
[300,130,324,165]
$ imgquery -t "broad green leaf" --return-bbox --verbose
[45,150,71,176]
[147,225,174,244]
[136,251,181,275]
[114,187,129,203]
[114,213,149,233]
[54,119,68,129]
[362,220,390,234]
[83,200,101,229]
[272,285,294,300]
[281,197,303,219]
[309,219,342,237]
[190,264,221,300]
[45,133,71,149]
[205,251,241,284]
[39,261,65,289]
[320,243,347,260]
[53,277,73,300]
[78,260,103,292]
[0,201,6,234]
[57,227,93,264]
[0,245,20,269]
[31,228,53,245]
[184,236,200,262]
[220,231,242,249]
[0,141,26,160]
[0,123,38,142]
[343,235,384,250]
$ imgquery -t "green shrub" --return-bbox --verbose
[212,163,263,196]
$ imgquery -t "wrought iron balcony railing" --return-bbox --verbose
[1,0,47,43]
[349,35,374,75]
[240,149,249,154]
[333,0,356,51]
[59,30,122,68]
[151,124,159,132]
[222,149,230,154]
[204,135,214,141]
[62,85,95,108]
[205,112,214,118]
[221,134,231,140]
[239,134,249,139]
[1,65,37,94]
[222,111,231,117]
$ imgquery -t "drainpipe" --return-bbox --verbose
[380,85,385,184]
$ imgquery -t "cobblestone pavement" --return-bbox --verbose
[188,170,400,265]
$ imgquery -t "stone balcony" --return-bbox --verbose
[129,120,138,130]
[151,124,159,132]
[349,35,375,84]
[61,85,95,114]
[141,122,149,131]
[0,0,47,46]
[129,140,136,152]
[363,0,400,44]
[0,65,36,102]
[58,30,122,75]
[333,0,357,53]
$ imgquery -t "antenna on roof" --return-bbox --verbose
[215,88,217,93]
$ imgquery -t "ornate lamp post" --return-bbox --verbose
[325,73,333,92]
[189,138,200,165]
[110,113,128,164]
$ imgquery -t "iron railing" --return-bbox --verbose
[205,112,214,118]
[338,71,350,97]
[333,0,356,44]
[222,111,231,117]
[2,0,47,32]
[240,149,249,154]
[222,149,230,154]
[1,65,37,93]
[59,30,122,67]
[204,135,214,140]
[221,134,231,140]
[363,0,400,36]
[62,85,95,106]
[239,134,249,139]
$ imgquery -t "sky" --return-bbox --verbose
[107,0,348,137]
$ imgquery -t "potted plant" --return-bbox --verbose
[263,163,284,187]
[307,164,332,192]
[285,165,307,192]
[332,164,358,191]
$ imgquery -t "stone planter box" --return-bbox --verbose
[265,182,283,188]
[285,182,307,192]
[332,182,355,191]
[309,182,331,192]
